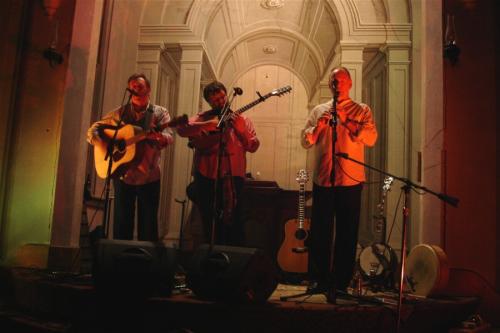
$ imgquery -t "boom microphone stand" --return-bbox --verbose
[335,152,459,332]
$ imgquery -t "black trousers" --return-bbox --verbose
[306,183,363,290]
[193,172,245,246]
[112,179,160,241]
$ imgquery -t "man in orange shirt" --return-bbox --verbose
[302,67,377,301]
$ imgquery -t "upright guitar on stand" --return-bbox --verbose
[277,169,311,274]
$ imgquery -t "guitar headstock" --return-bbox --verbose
[169,114,189,127]
[382,176,394,193]
[296,169,309,184]
[271,85,292,97]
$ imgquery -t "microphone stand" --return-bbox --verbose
[330,81,339,185]
[335,152,458,332]
[209,89,239,252]
[327,80,340,290]
[101,88,131,239]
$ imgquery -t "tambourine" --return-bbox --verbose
[405,244,449,297]
[358,243,398,288]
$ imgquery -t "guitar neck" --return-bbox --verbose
[234,95,270,115]
[124,114,187,147]
[298,183,305,228]
[125,131,148,146]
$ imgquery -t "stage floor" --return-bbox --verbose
[0,268,481,333]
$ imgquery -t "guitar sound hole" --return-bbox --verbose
[295,229,307,241]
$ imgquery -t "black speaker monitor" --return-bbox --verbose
[186,244,278,303]
[93,239,177,297]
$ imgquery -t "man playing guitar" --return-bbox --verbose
[87,73,174,241]
[177,81,260,246]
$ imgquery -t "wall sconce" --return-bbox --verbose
[41,0,61,20]
[443,14,460,65]
[41,0,63,67]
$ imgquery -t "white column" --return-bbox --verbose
[137,43,174,241]
[412,0,444,247]
[163,42,204,246]
[137,43,163,102]
[382,42,412,254]
[339,41,366,102]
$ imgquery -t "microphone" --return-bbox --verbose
[126,87,139,96]
[336,152,349,159]
[233,87,243,96]
[331,79,338,89]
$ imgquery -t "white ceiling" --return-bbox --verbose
[202,0,339,94]
[139,0,410,97]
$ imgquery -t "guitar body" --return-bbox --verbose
[93,114,188,179]
[277,218,310,273]
[94,125,136,178]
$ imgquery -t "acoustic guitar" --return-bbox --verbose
[93,114,188,178]
[277,169,311,274]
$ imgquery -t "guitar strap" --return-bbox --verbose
[142,104,154,131]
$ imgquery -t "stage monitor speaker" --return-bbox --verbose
[93,239,177,297]
[186,244,278,303]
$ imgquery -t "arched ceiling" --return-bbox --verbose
[201,0,340,94]
[139,0,411,96]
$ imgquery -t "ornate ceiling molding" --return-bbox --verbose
[262,45,277,54]
[260,0,285,10]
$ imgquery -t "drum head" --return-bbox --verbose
[405,244,449,297]
[359,243,396,286]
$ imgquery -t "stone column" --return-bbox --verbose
[49,0,104,270]
[381,42,412,253]
[137,43,163,102]
[339,41,365,102]
[163,42,204,246]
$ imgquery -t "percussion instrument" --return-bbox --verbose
[405,244,449,297]
[358,242,398,288]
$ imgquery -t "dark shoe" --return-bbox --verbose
[307,281,328,293]
[326,288,337,304]
[306,281,318,293]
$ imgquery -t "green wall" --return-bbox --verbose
[0,0,75,266]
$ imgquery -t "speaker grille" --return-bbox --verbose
[187,244,278,303]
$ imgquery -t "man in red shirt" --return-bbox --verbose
[177,81,259,246]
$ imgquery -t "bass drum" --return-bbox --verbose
[358,243,398,288]
[405,244,449,297]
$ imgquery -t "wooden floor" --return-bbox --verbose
[0,268,482,333]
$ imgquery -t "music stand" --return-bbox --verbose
[335,152,459,332]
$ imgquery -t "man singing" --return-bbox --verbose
[301,67,377,302]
